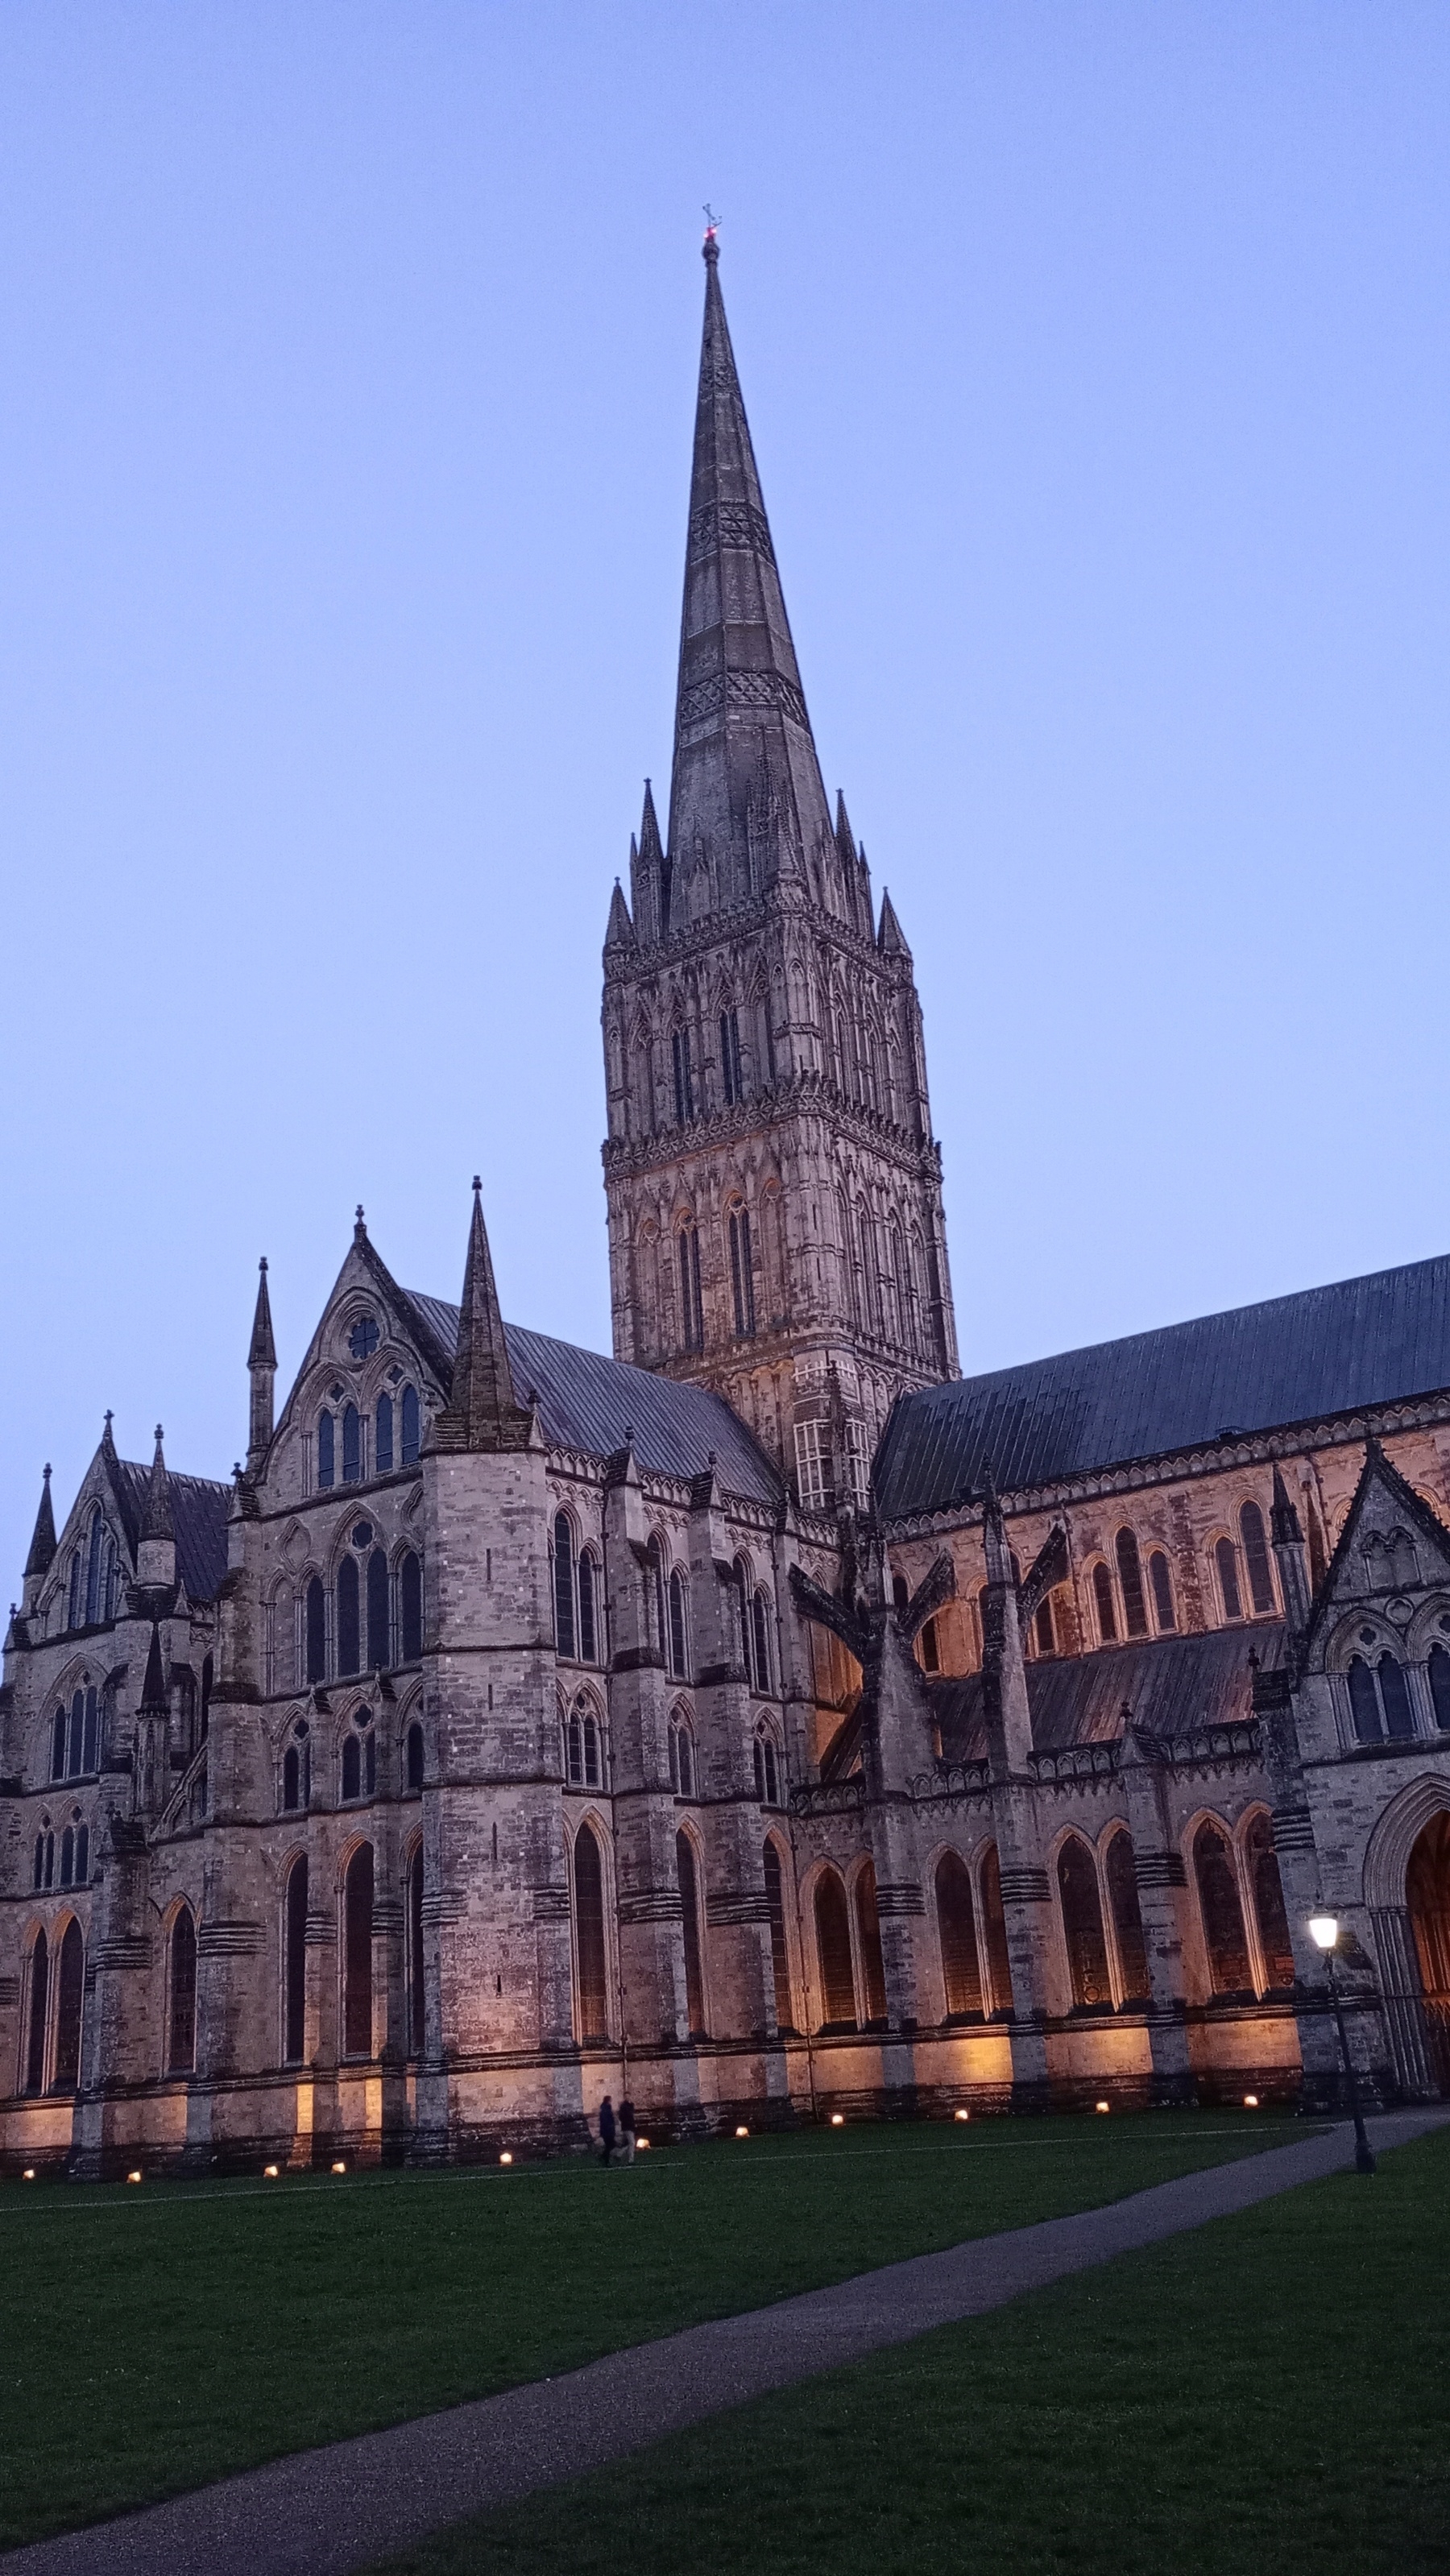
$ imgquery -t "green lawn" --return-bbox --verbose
[375,2125,1450,2576]
[0,2112,1303,2549]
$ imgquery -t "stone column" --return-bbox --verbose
[1119,1728,1195,2105]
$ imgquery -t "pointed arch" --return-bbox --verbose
[677,1827,707,2036]
[935,1849,984,2019]
[853,1858,888,2025]
[572,1819,609,2042]
[283,1851,309,2067]
[342,1841,375,2059]
[813,1867,856,2030]
[763,1835,794,2032]
[167,1904,197,2074]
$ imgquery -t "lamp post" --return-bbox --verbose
[1307,1914,1376,2175]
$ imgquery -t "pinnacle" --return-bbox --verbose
[140,1620,168,1714]
[24,1464,56,1580]
[605,879,636,950]
[434,1179,532,1453]
[248,1255,277,1369]
[142,1427,174,1544]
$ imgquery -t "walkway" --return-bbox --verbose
[6,2109,1445,2576]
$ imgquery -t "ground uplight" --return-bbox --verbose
[954,2109,969,2123]
[126,2169,143,2183]
[735,2125,749,2139]
[1244,2094,1260,2108]
[499,2151,513,2165]
[830,2113,845,2127]
[636,2137,651,2150]
[263,2164,280,2179]
[1094,2102,1110,2114]
[331,2161,346,2175]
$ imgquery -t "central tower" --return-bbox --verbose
[602,232,957,1510]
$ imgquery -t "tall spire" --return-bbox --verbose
[433,1179,533,1453]
[666,231,832,918]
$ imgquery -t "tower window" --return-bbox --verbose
[400,1551,423,1663]
[578,1551,598,1665]
[668,1568,689,1679]
[720,1008,743,1104]
[553,1514,577,1659]
[794,1421,827,1513]
[728,1207,756,1338]
[317,1412,335,1489]
[342,1404,362,1484]
[375,1392,394,1472]
[305,1576,326,1684]
[672,1028,694,1124]
[1092,1561,1118,1644]
[678,1226,703,1352]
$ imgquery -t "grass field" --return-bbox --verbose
[375,2125,1450,2576]
[0,2110,1305,2549]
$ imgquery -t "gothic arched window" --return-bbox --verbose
[406,1720,425,1791]
[677,1831,706,2035]
[50,1708,65,1781]
[1245,1812,1295,1990]
[553,1514,576,1659]
[678,1224,703,1352]
[284,1853,308,2066]
[1092,1561,1118,1644]
[1194,1822,1251,1994]
[1149,1548,1176,1633]
[53,1919,84,2094]
[764,1839,793,2031]
[752,1725,781,1805]
[317,1411,335,1489]
[283,1721,310,1813]
[668,1568,689,1679]
[1240,1501,1275,1616]
[375,1391,394,1472]
[305,1576,326,1684]
[1115,1530,1149,1638]
[342,1733,361,1801]
[573,1822,608,2041]
[751,1591,773,1696]
[407,1843,425,2058]
[342,1403,362,1485]
[936,1849,984,2019]
[84,1507,105,1626]
[342,1842,374,2058]
[400,1385,420,1465]
[168,1907,197,2074]
[1215,1535,1244,1622]
[400,1551,422,1662]
[671,1026,694,1124]
[24,1931,48,2095]
[1377,1652,1415,1740]
[727,1205,756,1338]
[719,1007,743,1104]
[814,1870,856,2029]
[1429,1642,1450,1731]
[367,1548,389,1669]
[1057,1837,1112,2009]
[1105,1830,1150,2001]
[578,1551,598,1664]
[337,1555,361,1678]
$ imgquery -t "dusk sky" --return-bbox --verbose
[3,2,1448,1580]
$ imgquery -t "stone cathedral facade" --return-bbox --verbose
[5,238,1450,2176]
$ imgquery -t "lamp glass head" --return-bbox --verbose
[1308,1913,1339,1952]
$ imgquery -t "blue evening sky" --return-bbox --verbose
[3,2,1448,1576]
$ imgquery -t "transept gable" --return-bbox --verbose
[1303,1439,1450,1664]
[269,1222,449,1460]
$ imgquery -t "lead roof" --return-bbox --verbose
[875,1253,1450,1520]
[404,1294,783,1508]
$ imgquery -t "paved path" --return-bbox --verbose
[8,2110,1446,2576]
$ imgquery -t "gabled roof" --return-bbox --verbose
[930,1623,1286,1761]
[876,1253,1450,1519]
[110,1460,230,1604]
[403,1293,782,1507]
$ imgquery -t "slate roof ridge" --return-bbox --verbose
[876,1249,1450,1519]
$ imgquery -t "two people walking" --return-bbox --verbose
[598,2093,636,2165]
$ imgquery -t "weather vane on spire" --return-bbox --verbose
[702,203,719,255]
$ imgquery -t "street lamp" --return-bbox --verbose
[1307,1914,1376,2175]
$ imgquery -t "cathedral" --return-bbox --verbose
[6,233,1450,2176]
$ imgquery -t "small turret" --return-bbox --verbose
[137,1427,176,1590]
[135,1617,169,1816]
[247,1257,276,1466]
